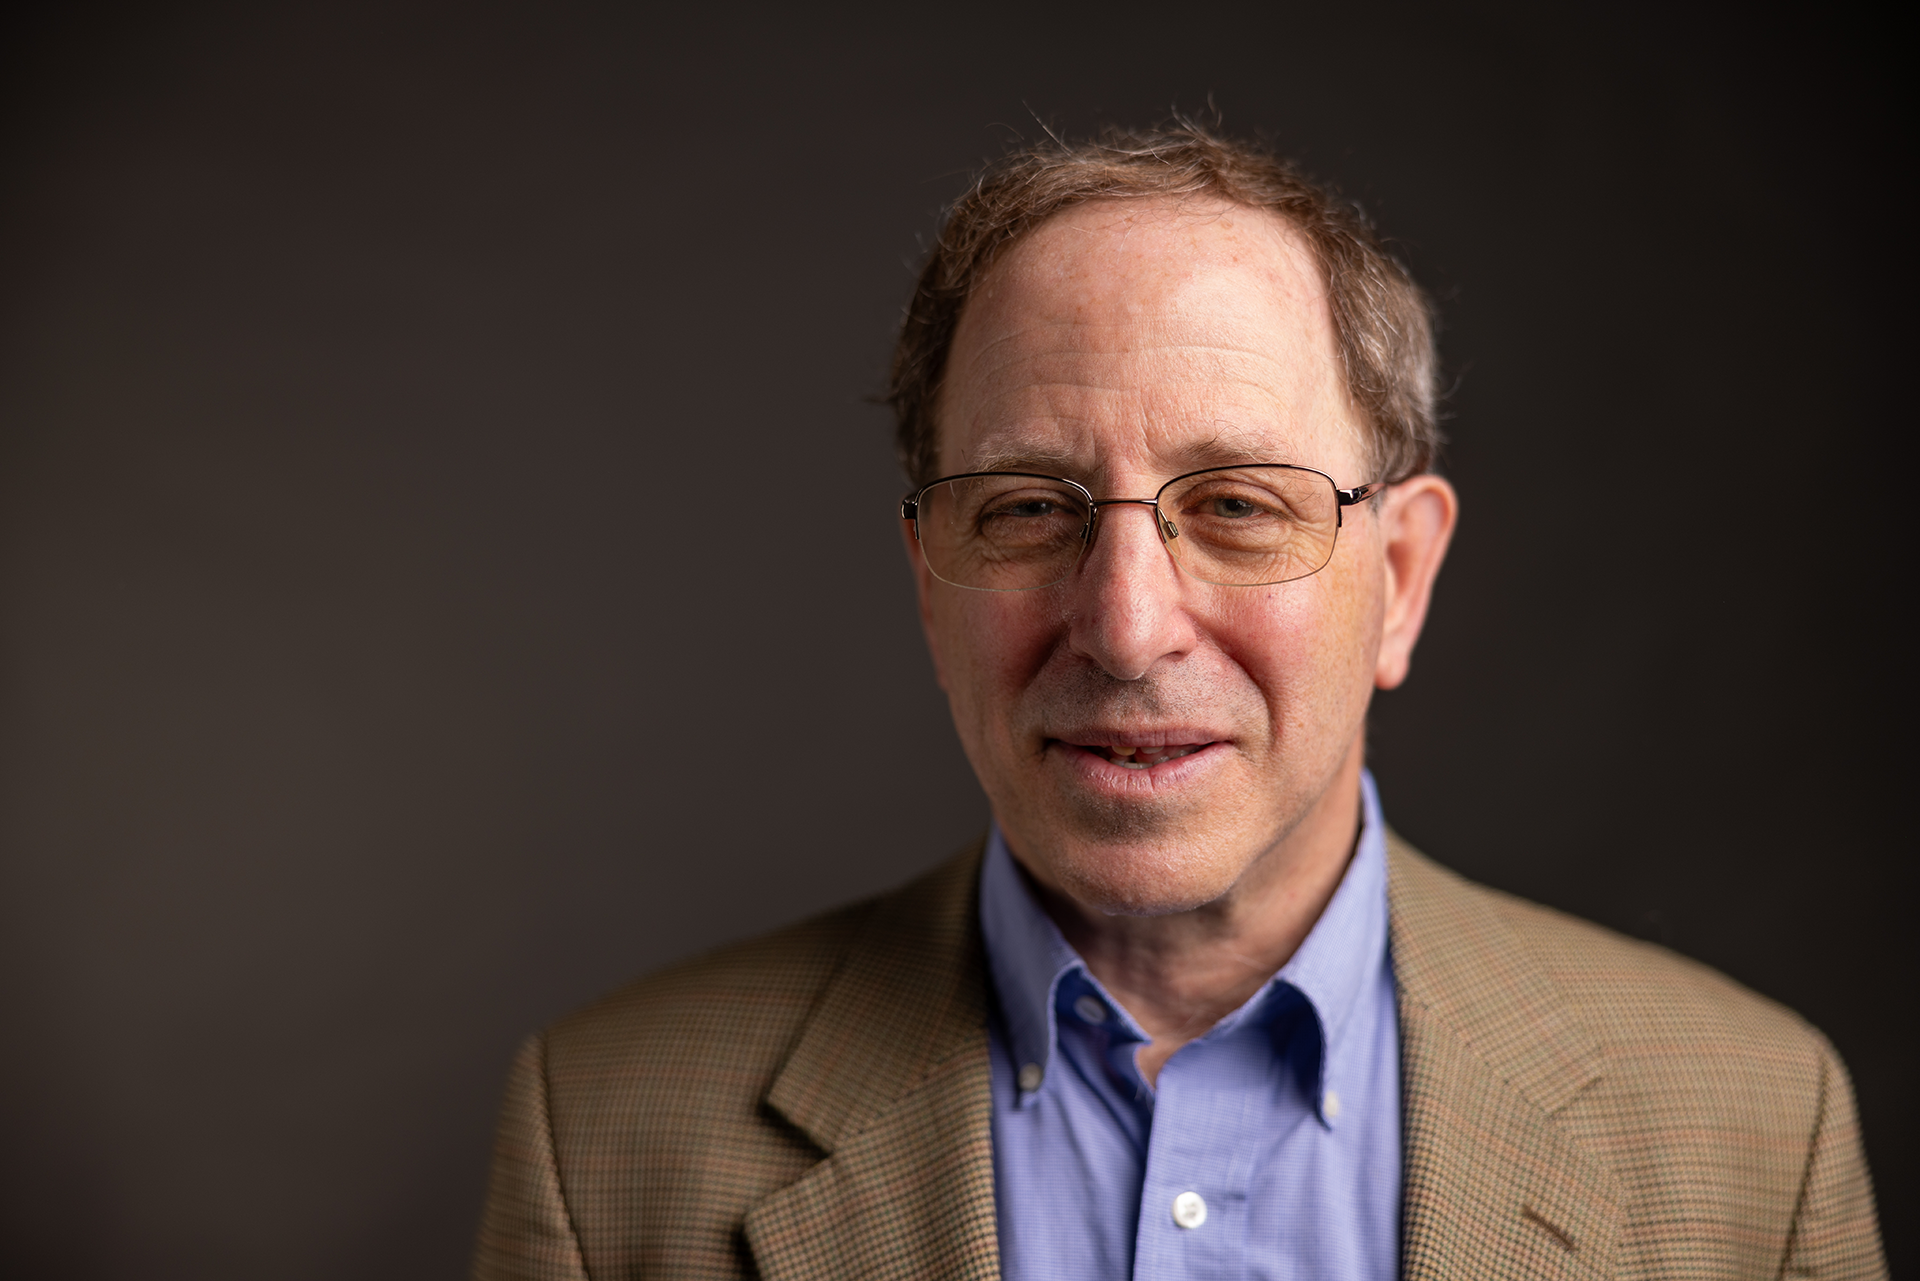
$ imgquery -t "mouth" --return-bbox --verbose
[1064,739,1217,770]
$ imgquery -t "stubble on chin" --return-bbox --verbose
[1030,798,1246,917]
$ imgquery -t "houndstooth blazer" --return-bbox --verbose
[471,835,1886,1280]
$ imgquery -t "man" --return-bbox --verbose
[471,126,1885,1280]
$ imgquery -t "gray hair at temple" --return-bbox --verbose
[887,122,1442,488]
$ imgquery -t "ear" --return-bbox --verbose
[1373,474,1458,690]
[900,518,950,691]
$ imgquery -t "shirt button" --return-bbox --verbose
[1017,1062,1044,1092]
[1324,1089,1342,1120]
[1073,994,1108,1024]
[1171,1191,1208,1229]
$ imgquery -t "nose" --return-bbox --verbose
[1066,501,1195,681]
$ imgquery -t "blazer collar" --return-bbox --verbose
[1388,834,1625,1279]
[746,831,1628,1280]
[746,842,1001,1281]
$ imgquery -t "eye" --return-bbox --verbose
[991,497,1068,520]
[1209,496,1261,519]
[969,487,1088,549]
[1177,485,1290,523]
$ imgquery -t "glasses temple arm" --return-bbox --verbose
[1334,481,1386,506]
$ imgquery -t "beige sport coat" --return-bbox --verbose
[472,836,1886,1279]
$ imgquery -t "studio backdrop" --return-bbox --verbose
[0,3,1907,1278]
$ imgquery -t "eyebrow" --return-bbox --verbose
[965,446,1082,475]
[964,425,1293,480]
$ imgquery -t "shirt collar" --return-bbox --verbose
[979,769,1392,1126]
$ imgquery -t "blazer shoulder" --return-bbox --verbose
[1495,873,1821,1057]
[511,882,909,1278]
[1391,834,1835,1085]
[545,893,881,1076]
[515,845,990,1279]
[1388,838,1884,1279]
[540,839,986,1097]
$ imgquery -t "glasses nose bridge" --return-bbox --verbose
[1083,495,1175,555]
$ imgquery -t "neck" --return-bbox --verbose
[1024,746,1366,1086]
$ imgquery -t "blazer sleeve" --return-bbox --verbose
[471,1034,591,1281]
[1779,1035,1888,1280]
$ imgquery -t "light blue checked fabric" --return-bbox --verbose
[981,770,1401,1281]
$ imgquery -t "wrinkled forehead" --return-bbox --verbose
[936,197,1367,488]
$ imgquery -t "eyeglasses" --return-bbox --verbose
[900,464,1385,592]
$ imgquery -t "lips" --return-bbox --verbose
[1081,742,1209,769]
[1042,734,1229,796]
[1049,731,1225,778]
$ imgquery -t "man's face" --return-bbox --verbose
[909,197,1429,918]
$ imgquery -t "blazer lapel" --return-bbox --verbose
[747,833,1625,1280]
[745,844,1001,1281]
[1388,836,1624,1280]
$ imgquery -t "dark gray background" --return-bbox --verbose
[1,3,1908,1277]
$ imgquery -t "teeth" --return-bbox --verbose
[1101,743,1205,767]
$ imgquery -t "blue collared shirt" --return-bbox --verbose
[980,770,1401,1281]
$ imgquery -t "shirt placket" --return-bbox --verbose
[1131,1017,1273,1280]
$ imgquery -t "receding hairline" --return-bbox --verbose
[958,192,1331,314]
[929,194,1357,478]
[887,122,1441,489]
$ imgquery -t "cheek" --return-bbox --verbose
[1211,574,1380,725]
[931,592,1056,725]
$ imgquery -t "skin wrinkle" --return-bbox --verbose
[907,196,1456,1083]
[954,333,1357,483]
[964,424,1294,484]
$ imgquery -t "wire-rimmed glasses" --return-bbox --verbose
[900,464,1384,592]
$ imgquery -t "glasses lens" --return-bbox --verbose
[1159,466,1341,586]
[916,474,1091,590]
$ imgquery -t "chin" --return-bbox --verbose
[1042,837,1249,918]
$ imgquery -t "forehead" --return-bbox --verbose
[938,197,1364,484]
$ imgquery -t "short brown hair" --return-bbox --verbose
[887,122,1441,487]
